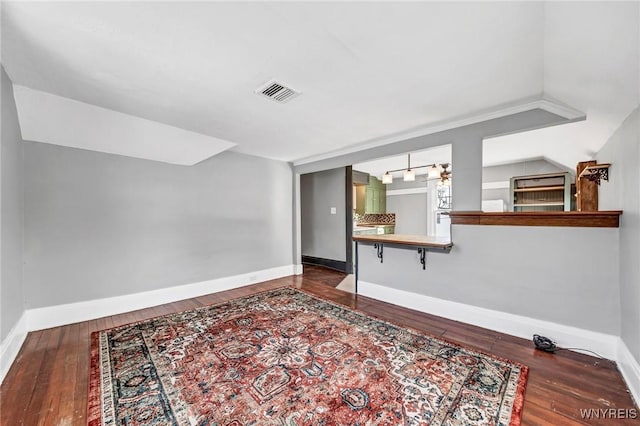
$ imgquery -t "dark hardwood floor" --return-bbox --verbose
[301,264,347,287]
[1,267,638,425]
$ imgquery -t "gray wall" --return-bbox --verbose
[300,168,346,261]
[482,159,567,210]
[597,107,640,363]
[1,67,25,341]
[23,142,293,308]
[387,194,427,234]
[386,179,428,235]
[357,224,620,334]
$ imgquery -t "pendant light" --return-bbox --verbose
[377,152,450,185]
[428,165,440,179]
[403,153,415,182]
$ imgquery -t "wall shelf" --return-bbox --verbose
[513,185,565,192]
[447,211,623,228]
[510,172,571,212]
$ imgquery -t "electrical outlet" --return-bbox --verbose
[330,207,337,214]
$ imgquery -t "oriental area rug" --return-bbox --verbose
[88,287,528,425]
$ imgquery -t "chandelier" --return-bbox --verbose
[381,154,452,185]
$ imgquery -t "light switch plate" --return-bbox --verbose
[330,207,337,214]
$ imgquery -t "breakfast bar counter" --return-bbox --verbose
[352,233,453,249]
[352,235,453,291]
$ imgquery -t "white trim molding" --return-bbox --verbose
[617,339,640,406]
[358,281,619,360]
[0,311,28,385]
[482,181,510,190]
[27,264,296,331]
[386,187,429,196]
[538,96,585,121]
[294,264,304,275]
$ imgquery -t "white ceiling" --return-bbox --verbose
[2,2,638,167]
[13,85,235,165]
[485,2,639,169]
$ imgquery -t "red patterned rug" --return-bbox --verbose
[88,287,527,425]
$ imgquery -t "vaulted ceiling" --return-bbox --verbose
[2,2,638,167]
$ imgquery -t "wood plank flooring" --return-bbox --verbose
[299,264,347,287]
[1,266,638,425]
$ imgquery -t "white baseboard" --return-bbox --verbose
[0,311,28,385]
[617,339,640,406]
[294,264,304,275]
[27,264,295,331]
[358,281,619,360]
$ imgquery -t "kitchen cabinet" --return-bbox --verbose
[365,176,386,214]
[353,227,378,236]
[353,225,395,236]
[354,186,366,215]
[380,225,395,234]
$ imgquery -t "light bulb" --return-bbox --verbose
[403,169,415,182]
[428,165,440,179]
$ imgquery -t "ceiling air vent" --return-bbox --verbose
[255,80,300,103]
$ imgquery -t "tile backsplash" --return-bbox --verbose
[356,213,396,224]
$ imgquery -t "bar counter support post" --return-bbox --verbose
[354,241,358,294]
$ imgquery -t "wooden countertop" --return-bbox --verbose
[447,211,623,228]
[352,234,453,249]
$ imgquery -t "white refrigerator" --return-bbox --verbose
[434,210,451,239]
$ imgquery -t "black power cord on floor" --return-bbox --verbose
[532,334,607,360]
